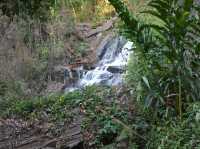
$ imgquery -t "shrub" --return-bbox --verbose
[147,103,200,148]
[109,0,200,118]
[0,0,55,20]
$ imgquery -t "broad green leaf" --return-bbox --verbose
[142,76,151,89]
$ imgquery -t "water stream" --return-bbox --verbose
[65,36,133,91]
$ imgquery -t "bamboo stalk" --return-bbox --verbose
[178,72,182,120]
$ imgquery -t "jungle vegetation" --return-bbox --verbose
[0,0,200,148]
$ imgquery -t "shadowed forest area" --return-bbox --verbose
[0,0,200,149]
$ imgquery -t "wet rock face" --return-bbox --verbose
[107,66,124,74]
[83,64,95,71]
[96,34,114,60]
[0,110,84,149]
[96,35,127,60]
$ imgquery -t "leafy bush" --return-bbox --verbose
[0,81,7,96]
[96,117,120,146]
[2,92,77,119]
[0,0,56,20]
[147,103,200,149]
[109,0,200,118]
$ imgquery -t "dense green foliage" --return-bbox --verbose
[1,86,200,148]
[0,0,56,20]
[1,0,200,148]
[148,103,200,148]
[0,86,130,147]
[0,0,108,22]
[110,0,200,118]
[107,0,200,148]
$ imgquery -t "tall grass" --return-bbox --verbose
[0,4,76,96]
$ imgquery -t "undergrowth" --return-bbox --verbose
[1,85,199,148]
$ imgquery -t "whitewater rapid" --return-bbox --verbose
[65,36,133,91]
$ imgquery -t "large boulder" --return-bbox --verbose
[96,33,115,59]
[107,66,124,74]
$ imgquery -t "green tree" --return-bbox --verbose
[109,0,200,118]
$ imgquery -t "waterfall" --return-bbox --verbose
[64,36,133,92]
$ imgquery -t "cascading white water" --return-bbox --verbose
[79,37,133,87]
[64,36,133,92]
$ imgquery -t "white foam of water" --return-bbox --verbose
[79,41,133,87]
